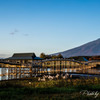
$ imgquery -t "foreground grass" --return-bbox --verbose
[0,77,100,100]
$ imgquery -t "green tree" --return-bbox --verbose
[57,53,63,58]
[52,55,57,59]
[46,55,52,59]
[40,53,46,59]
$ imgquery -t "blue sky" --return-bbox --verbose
[0,0,100,58]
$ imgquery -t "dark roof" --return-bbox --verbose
[6,57,33,60]
[12,53,36,57]
[34,57,43,60]
[0,61,20,65]
[5,53,42,60]
[77,57,88,61]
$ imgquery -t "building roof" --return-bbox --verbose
[34,57,43,60]
[6,57,33,60]
[0,61,20,65]
[12,53,36,57]
[77,57,88,61]
[6,53,42,60]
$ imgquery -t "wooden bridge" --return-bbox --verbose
[33,59,100,75]
[0,59,100,80]
[0,61,32,80]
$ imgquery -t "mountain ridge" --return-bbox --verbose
[54,38,100,58]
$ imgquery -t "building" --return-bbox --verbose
[5,53,42,65]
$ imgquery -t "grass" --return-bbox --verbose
[0,77,100,100]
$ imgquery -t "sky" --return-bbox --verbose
[0,0,100,58]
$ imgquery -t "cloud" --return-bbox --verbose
[9,29,30,37]
[24,34,29,36]
[10,32,15,35]
[9,29,19,35]
[14,29,19,32]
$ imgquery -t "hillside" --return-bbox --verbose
[55,38,100,58]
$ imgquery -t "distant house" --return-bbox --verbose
[5,53,42,64]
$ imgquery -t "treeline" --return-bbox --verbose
[40,53,63,59]
[89,56,100,60]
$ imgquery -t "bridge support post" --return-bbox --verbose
[60,61,61,77]
[30,67,32,77]
[65,60,67,72]
[15,66,17,79]
[56,61,57,74]
[46,64,48,75]
[11,67,13,79]
[19,67,21,79]
[53,61,56,74]
[8,67,10,80]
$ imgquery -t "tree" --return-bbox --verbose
[52,55,57,59]
[40,53,46,59]
[40,53,63,59]
[46,55,52,59]
[57,53,63,58]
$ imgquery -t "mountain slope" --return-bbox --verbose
[56,38,100,58]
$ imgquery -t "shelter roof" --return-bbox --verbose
[5,53,42,60]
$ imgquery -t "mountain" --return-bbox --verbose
[55,38,100,58]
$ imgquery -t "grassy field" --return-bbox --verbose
[0,77,100,100]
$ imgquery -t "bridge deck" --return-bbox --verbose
[0,59,100,80]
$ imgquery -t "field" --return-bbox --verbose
[0,77,100,100]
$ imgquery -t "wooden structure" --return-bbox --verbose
[5,53,42,65]
[0,53,42,80]
[0,58,100,80]
[32,59,100,75]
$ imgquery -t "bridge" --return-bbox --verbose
[0,61,32,80]
[0,59,100,80]
[33,59,100,75]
